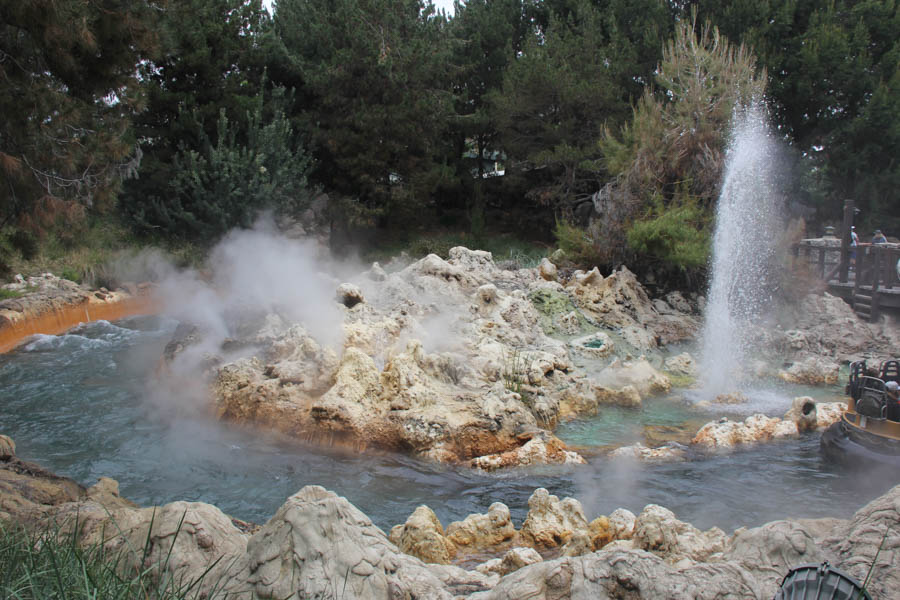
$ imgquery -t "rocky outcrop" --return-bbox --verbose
[777,292,897,364]
[3,433,898,600]
[691,401,846,451]
[778,355,840,385]
[823,485,900,600]
[389,505,456,565]
[0,273,157,353]
[519,488,590,549]
[445,503,517,551]
[205,248,697,469]
[244,486,491,600]
[565,266,700,349]
[632,504,727,564]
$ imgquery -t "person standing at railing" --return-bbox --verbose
[872,229,888,244]
[850,226,859,269]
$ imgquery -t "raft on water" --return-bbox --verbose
[820,359,900,468]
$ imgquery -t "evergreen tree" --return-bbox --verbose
[487,0,670,210]
[273,0,454,223]
[599,18,764,272]
[151,88,314,239]
[691,0,900,231]
[0,0,160,231]
[120,0,274,240]
[448,0,527,234]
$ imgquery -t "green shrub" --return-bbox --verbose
[59,266,82,283]
[552,220,604,267]
[626,203,710,270]
[0,288,23,300]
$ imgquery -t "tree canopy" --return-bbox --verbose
[2,0,898,274]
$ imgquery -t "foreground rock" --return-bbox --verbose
[2,436,897,600]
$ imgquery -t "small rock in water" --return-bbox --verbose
[713,391,747,404]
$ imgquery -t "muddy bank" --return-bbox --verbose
[1,434,896,600]
[0,274,157,353]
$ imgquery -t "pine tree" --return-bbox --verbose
[273,0,454,222]
[0,0,160,231]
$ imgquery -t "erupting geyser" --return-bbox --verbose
[700,102,784,397]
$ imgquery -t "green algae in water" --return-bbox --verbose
[555,396,711,448]
[584,338,607,349]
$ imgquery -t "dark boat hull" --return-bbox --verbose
[821,420,900,468]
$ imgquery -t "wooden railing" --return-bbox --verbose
[793,241,900,289]
[793,240,900,320]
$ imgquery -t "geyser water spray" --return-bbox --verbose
[700,102,784,397]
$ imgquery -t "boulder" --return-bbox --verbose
[632,504,727,564]
[595,357,671,397]
[498,547,542,575]
[519,488,589,549]
[336,283,365,308]
[815,402,847,428]
[244,486,455,600]
[595,383,643,408]
[467,435,586,471]
[445,502,516,550]
[778,355,840,385]
[691,415,799,450]
[0,435,14,459]
[538,258,557,282]
[389,505,456,565]
[83,501,251,599]
[610,442,687,462]
[608,508,636,540]
[664,352,697,377]
[783,396,818,433]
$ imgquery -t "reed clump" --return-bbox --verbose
[0,519,228,600]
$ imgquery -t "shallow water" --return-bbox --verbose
[0,317,894,533]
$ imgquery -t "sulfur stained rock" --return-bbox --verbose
[467,435,586,471]
[0,435,14,459]
[389,505,456,565]
[445,502,516,550]
[519,488,589,549]
[538,258,557,282]
[596,357,671,397]
[664,352,697,377]
[815,402,847,428]
[336,282,365,308]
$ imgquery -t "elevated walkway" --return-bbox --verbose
[793,238,900,321]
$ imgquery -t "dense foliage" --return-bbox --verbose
[2,0,898,279]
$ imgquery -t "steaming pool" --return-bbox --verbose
[1,315,894,533]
